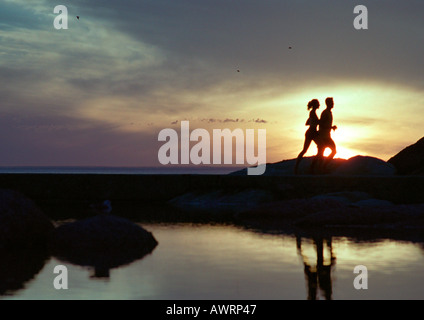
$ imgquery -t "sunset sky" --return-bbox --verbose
[0,0,423,167]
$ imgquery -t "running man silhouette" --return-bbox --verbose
[313,97,337,171]
[294,99,320,174]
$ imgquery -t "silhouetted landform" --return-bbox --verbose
[168,142,424,235]
[235,191,424,230]
[169,189,274,218]
[0,138,423,246]
[0,189,54,250]
[230,155,396,176]
[388,137,424,175]
[53,215,158,278]
[0,247,50,296]
[170,187,424,230]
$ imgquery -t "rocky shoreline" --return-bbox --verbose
[0,137,423,258]
[0,172,423,206]
[1,172,423,232]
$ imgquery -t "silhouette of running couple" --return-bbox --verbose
[295,97,337,174]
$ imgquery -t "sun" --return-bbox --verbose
[323,146,357,160]
[328,126,365,159]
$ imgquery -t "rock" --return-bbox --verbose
[236,197,347,222]
[351,199,394,208]
[235,191,421,231]
[0,247,50,296]
[235,192,373,222]
[229,157,346,176]
[53,215,158,273]
[311,191,372,204]
[0,189,54,249]
[169,189,275,214]
[388,137,424,175]
[295,204,424,228]
[332,156,396,176]
[229,155,395,176]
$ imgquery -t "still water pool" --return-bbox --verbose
[2,223,424,300]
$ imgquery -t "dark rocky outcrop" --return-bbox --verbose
[332,156,396,176]
[235,191,367,223]
[169,188,275,215]
[234,197,348,228]
[0,189,55,250]
[53,215,158,275]
[235,191,424,231]
[388,137,424,175]
[230,155,396,176]
[229,157,343,175]
[295,204,424,229]
[0,247,50,296]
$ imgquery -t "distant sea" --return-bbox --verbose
[0,166,242,175]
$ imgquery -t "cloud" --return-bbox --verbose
[1,0,423,166]
[0,112,161,166]
[198,118,267,124]
[343,138,410,161]
[249,118,267,123]
[39,0,424,89]
[338,116,378,126]
[3,1,423,119]
[0,1,45,31]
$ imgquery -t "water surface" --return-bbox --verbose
[2,223,424,300]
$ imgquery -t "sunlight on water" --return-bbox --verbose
[2,223,424,300]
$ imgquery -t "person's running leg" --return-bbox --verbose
[323,139,336,169]
[310,144,324,174]
[295,137,312,174]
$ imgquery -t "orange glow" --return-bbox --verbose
[323,146,357,160]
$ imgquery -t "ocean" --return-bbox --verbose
[0,166,243,175]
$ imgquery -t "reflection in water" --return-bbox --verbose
[54,241,157,280]
[296,236,336,300]
[90,266,111,279]
[0,248,50,296]
[53,215,158,280]
[2,223,424,299]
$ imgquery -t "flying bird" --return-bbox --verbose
[288,46,292,49]
[76,16,80,20]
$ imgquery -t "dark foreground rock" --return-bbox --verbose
[54,215,158,274]
[236,191,424,231]
[230,155,396,176]
[0,247,50,296]
[169,188,275,216]
[0,189,55,249]
[332,156,396,176]
[295,204,424,228]
[388,136,424,175]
